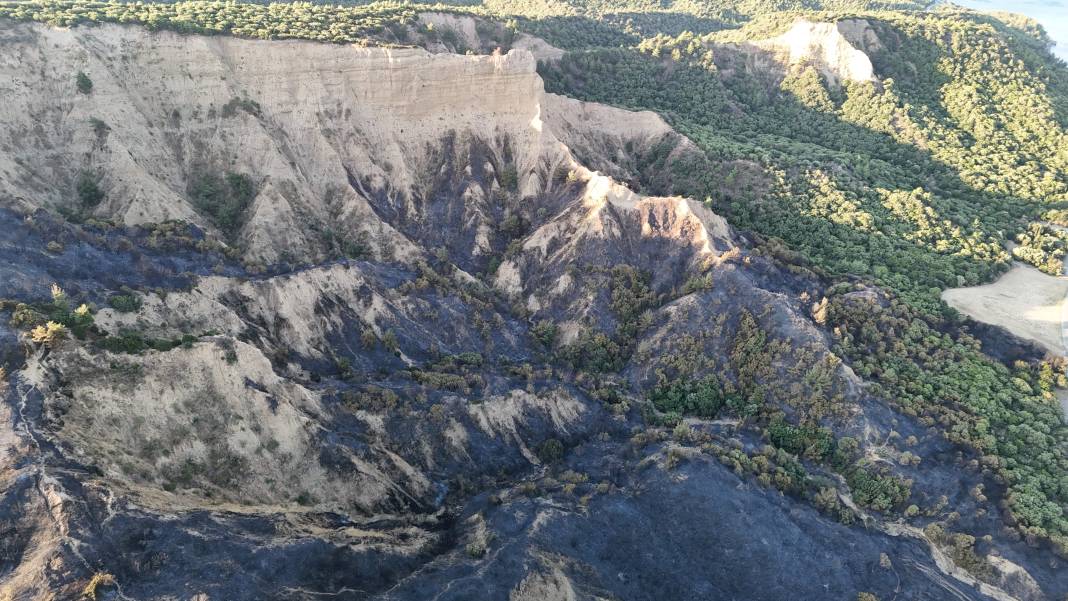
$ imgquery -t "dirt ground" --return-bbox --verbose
[942,263,1068,416]
[943,263,1067,355]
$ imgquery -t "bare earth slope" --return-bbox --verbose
[942,263,1068,418]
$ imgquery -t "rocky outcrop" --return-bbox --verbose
[754,19,879,85]
[512,33,566,61]
[714,18,881,87]
[495,172,733,329]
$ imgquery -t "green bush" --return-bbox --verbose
[221,96,261,118]
[766,416,835,462]
[498,165,518,191]
[76,171,105,207]
[556,330,624,373]
[97,332,196,354]
[465,540,487,558]
[537,438,565,464]
[107,294,142,313]
[846,464,912,512]
[188,171,256,237]
[75,71,92,94]
[341,386,399,412]
[530,319,557,347]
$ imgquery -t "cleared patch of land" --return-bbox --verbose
[943,263,1068,417]
[942,263,1067,356]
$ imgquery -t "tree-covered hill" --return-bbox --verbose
[528,3,1068,547]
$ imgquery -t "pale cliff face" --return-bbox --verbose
[713,18,882,87]
[756,20,878,86]
[0,24,538,263]
[0,22,687,270]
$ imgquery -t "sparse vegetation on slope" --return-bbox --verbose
[187,171,256,238]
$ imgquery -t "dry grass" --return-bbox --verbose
[82,572,116,600]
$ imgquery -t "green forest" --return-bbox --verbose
[3,0,1068,561]
[535,5,1068,549]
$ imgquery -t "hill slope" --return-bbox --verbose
[0,2,1067,601]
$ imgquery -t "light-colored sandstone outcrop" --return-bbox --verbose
[0,21,679,267]
[715,18,881,86]
[754,19,879,85]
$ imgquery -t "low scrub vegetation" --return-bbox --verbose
[188,171,256,238]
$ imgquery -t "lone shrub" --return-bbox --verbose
[381,329,399,353]
[75,71,93,94]
[537,438,564,464]
[188,171,256,237]
[77,171,105,208]
[30,321,67,347]
[530,320,557,347]
[498,165,518,191]
[82,572,116,600]
[221,96,261,118]
[465,541,487,558]
[89,117,109,137]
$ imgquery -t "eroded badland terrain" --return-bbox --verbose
[1,2,1068,600]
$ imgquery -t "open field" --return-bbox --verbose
[943,263,1068,416]
[943,263,1068,357]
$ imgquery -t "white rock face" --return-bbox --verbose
[0,23,539,263]
[754,19,880,85]
[512,33,566,61]
[542,92,676,165]
[0,21,682,267]
[417,12,483,50]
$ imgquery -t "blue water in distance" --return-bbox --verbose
[950,0,1068,61]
